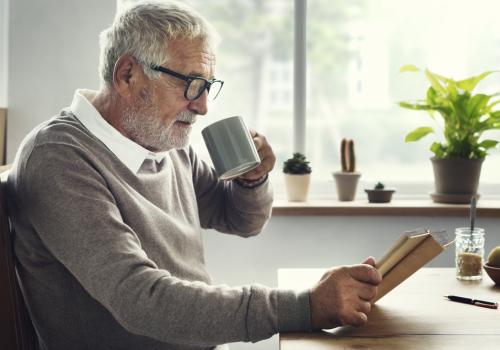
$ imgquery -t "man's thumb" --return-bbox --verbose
[361,256,376,267]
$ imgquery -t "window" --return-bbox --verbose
[120,0,500,198]
[305,0,500,198]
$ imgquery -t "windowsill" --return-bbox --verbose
[272,199,500,217]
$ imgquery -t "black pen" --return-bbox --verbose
[444,295,498,309]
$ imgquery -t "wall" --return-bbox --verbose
[7,0,115,161]
[0,0,8,107]
[202,215,500,350]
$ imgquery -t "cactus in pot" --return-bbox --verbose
[333,138,361,201]
[341,138,356,172]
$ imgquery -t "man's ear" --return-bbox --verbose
[112,55,143,98]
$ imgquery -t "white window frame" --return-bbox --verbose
[293,0,306,154]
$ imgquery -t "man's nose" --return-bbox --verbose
[187,91,208,116]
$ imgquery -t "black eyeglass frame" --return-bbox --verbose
[150,65,224,101]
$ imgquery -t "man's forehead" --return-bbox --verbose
[165,37,216,73]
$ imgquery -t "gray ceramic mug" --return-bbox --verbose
[202,116,261,180]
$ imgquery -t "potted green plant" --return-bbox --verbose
[365,182,395,203]
[332,138,361,201]
[283,152,312,202]
[399,65,500,203]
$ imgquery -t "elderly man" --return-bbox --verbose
[7,1,381,349]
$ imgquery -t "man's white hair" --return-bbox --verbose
[98,0,220,87]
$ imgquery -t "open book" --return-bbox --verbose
[373,229,454,303]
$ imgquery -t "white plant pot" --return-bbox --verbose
[284,173,311,202]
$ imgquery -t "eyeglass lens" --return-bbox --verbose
[187,79,223,101]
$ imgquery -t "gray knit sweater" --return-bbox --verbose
[6,111,311,350]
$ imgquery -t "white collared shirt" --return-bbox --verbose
[70,89,166,174]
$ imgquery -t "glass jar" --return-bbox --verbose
[455,227,485,280]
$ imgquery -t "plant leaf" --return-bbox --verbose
[467,94,490,119]
[426,86,437,104]
[486,97,500,112]
[479,139,499,149]
[425,69,446,94]
[447,80,459,100]
[400,64,420,73]
[399,101,433,110]
[456,71,497,92]
[405,127,434,142]
[430,142,446,158]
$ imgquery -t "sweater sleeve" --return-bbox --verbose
[15,143,310,347]
[189,147,273,236]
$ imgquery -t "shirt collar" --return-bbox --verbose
[70,89,166,173]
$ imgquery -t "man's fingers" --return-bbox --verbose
[349,265,382,285]
[249,129,264,150]
[310,261,381,330]
[358,284,378,301]
[238,134,275,181]
[239,154,273,179]
[240,168,264,180]
[253,137,263,151]
[362,256,376,266]
[350,311,368,327]
[358,300,372,314]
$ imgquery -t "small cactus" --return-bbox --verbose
[340,138,356,172]
[341,139,348,172]
[283,152,312,175]
[348,140,356,172]
[374,182,385,190]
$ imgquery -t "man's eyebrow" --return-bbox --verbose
[187,71,214,79]
[188,71,204,76]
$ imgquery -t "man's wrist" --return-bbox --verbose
[277,288,312,332]
[233,174,268,189]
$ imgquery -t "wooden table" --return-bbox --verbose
[279,268,500,350]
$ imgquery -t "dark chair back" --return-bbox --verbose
[0,174,39,350]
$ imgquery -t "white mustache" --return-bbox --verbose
[176,112,197,124]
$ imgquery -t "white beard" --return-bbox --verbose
[122,88,197,152]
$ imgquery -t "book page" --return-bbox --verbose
[431,230,455,247]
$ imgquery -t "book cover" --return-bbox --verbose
[374,229,454,303]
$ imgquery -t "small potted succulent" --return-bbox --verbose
[283,152,312,202]
[365,182,395,203]
[332,138,361,201]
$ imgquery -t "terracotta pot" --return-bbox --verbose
[332,172,361,201]
[284,174,311,202]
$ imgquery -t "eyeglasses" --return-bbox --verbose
[150,65,224,101]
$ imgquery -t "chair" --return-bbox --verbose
[0,172,39,350]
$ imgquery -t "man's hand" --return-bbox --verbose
[238,129,276,181]
[309,257,382,330]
